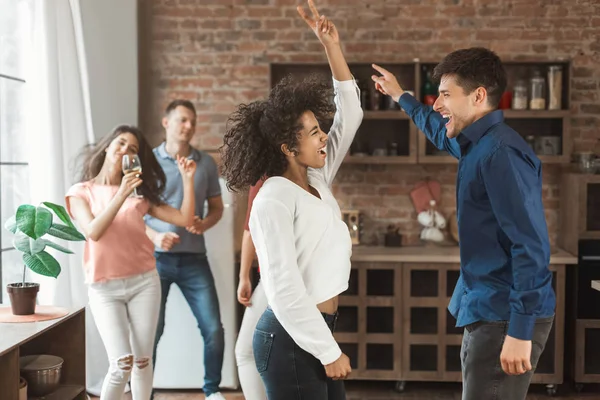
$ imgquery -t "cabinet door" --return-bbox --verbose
[335,262,403,380]
[402,263,462,382]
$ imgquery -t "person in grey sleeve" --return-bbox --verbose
[145,99,225,400]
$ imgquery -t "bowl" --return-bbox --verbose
[19,355,63,396]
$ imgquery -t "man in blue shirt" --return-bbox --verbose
[372,48,555,399]
[145,99,225,400]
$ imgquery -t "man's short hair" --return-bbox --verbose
[433,47,507,109]
[165,99,196,116]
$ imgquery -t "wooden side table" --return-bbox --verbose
[0,307,86,400]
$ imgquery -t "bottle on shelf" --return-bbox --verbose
[358,79,370,111]
[370,87,382,110]
[548,65,563,110]
[529,69,546,110]
[422,67,437,106]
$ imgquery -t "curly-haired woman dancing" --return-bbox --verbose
[220,1,363,399]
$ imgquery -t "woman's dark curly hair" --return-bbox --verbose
[220,73,335,193]
[77,125,166,206]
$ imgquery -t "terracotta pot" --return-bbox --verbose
[7,283,40,315]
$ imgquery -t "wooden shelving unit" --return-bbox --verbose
[269,59,573,166]
[0,308,86,400]
[559,174,600,256]
[334,259,567,394]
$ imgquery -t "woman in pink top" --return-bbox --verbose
[66,125,196,400]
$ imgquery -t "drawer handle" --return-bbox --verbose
[581,256,600,261]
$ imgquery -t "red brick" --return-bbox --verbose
[266,19,293,29]
[247,7,283,17]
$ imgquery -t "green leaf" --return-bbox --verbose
[23,251,61,278]
[42,239,74,254]
[13,234,46,255]
[4,215,17,234]
[16,205,53,239]
[42,202,75,229]
[47,223,86,241]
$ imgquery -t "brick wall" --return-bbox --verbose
[139,0,600,247]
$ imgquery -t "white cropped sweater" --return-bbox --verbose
[249,77,363,365]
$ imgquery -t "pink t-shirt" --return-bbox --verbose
[65,181,156,283]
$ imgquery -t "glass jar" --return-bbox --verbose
[529,69,546,110]
[512,79,528,110]
[577,151,596,174]
[525,135,535,150]
[548,65,563,110]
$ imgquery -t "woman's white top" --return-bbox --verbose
[249,77,363,365]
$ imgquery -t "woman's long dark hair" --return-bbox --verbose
[220,74,335,193]
[78,125,166,205]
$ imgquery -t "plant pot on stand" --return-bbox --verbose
[3,202,85,316]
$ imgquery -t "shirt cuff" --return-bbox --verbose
[318,344,343,366]
[398,92,420,114]
[508,312,536,341]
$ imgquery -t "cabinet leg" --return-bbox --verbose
[545,384,558,396]
[574,383,584,393]
[395,381,406,393]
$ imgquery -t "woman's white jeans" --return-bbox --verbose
[234,281,268,400]
[88,270,161,400]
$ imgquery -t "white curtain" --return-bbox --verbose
[26,0,106,396]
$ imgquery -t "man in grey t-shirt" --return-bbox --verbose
[145,99,225,400]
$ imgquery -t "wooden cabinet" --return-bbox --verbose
[574,319,600,385]
[336,262,402,380]
[401,263,462,382]
[559,173,600,256]
[332,251,571,394]
[269,59,572,166]
[0,308,86,400]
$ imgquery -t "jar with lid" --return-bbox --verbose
[529,69,546,110]
[547,65,563,110]
[512,79,528,110]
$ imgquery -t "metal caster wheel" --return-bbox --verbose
[545,384,558,396]
[575,383,584,393]
[395,381,406,393]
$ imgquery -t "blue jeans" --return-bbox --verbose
[253,306,346,400]
[152,252,224,397]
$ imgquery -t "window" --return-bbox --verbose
[1,0,33,302]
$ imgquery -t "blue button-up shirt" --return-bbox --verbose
[144,143,221,254]
[399,93,555,341]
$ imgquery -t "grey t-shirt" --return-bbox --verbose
[144,142,221,254]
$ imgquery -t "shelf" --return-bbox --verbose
[344,155,415,164]
[363,110,408,120]
[31,385,86,400]
[417,154,458,164]
[502,109,570,119]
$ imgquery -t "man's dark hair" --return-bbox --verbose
[433,47,507,109]
[165,99,196,116]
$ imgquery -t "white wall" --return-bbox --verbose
[79,0,138,140]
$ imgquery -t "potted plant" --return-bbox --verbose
[3,202,85,315]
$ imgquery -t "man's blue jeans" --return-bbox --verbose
[152,252,224,397]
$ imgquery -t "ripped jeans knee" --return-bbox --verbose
[134,356,151,370]
[107,354,134,383]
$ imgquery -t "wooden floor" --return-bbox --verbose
[90,381,600,399]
